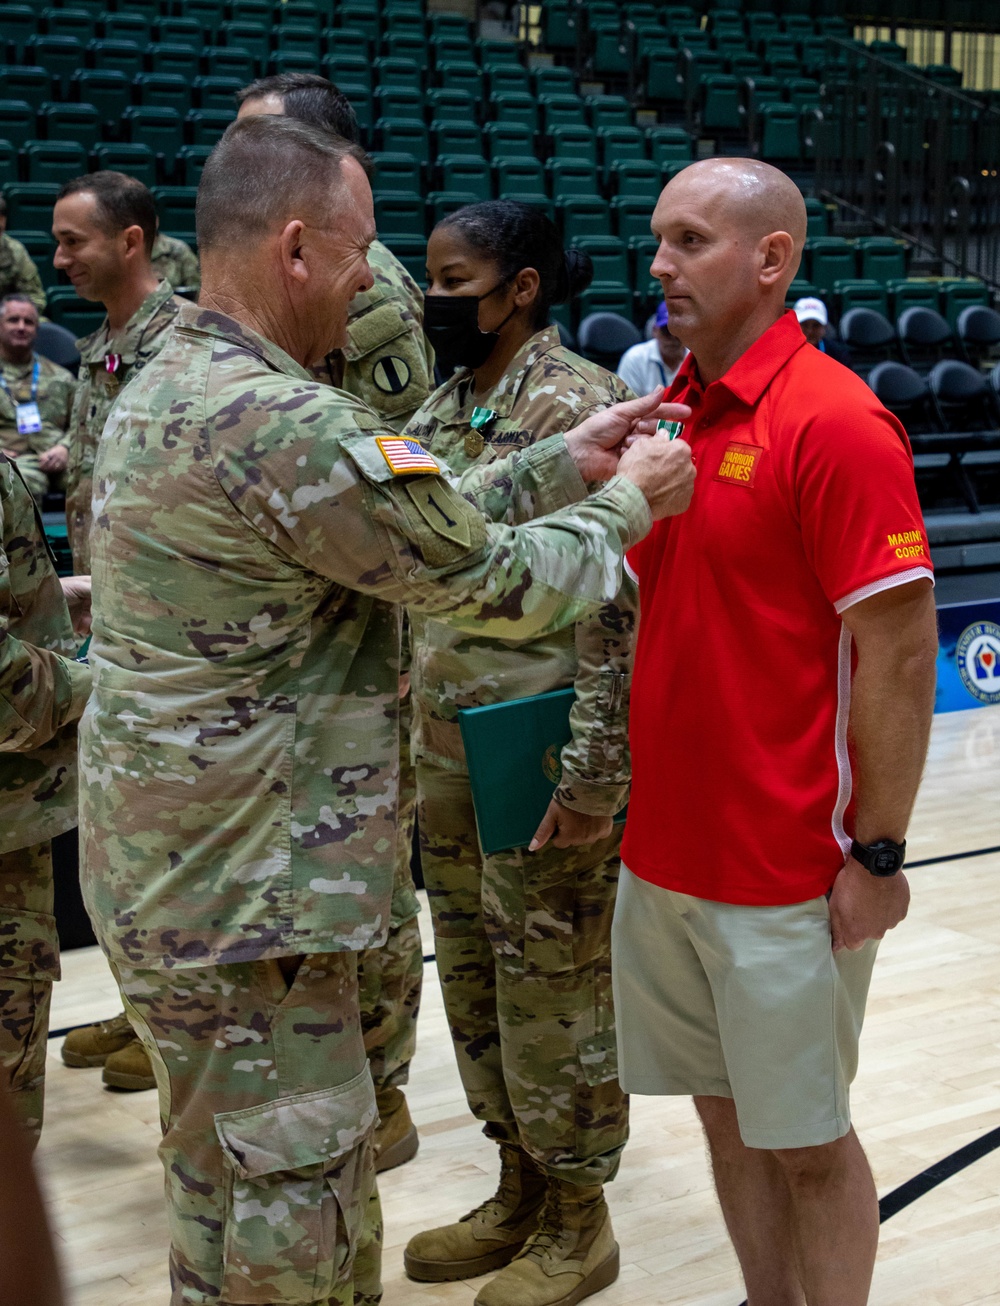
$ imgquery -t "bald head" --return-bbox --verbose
[667,158,807,258]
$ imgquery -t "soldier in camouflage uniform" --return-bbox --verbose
[51,172,185,1092]
[403,202,640,1306]
[236,72,436,1172]
[80,116,693,1306]
[0,295,75,502]
[0,197,46,315]
[0,452,91,1143]
[151,231,201,293]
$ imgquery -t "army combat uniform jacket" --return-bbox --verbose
[81,305,651,972]
[406,326,637,815]
[65,279,182,572]
[0,235,46,315]
[150,233,200,293]
[0,353,75,500]
[316,240,434,433]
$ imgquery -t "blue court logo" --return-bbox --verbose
[956,621,1000,704]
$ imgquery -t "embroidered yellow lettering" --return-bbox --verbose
[887,529,926,559]
[714,443,763,488]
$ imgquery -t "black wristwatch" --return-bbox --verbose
[850,838,906,877]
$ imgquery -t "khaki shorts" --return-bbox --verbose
[611,864,877,1150]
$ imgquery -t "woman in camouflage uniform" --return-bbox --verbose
[403,202,639,1306]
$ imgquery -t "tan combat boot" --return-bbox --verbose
[103,1037,155,1091]
[404,1143,548,1282]
[374,1085,419,1173]
[474,1181,619,1306]
[61,1011,136,1068]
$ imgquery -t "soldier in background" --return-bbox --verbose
[0,294,75,502]
[0,196,46,315]
[0,451,91,1143]
[81,115,693,1306]
[236,72,435,1172]
[150,230,201,294]
[53,171,184,1094]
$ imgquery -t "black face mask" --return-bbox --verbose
[422,283,516,373]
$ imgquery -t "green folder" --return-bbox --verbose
[458,687,627,856]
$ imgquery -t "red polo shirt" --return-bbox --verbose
[622,312,933,906]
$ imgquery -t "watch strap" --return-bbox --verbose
[850,837,906,877]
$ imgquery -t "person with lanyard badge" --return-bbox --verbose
[402,200,647,1306]
[616,300,688,394]
[0,294,75,504]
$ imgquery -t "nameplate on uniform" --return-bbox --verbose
[15,402,42,435]
[375,435,440,476]
[714,442,763,487]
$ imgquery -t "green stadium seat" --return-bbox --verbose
[280,2,321,33]
[430,37,475,69]
[325,54,372,93]
[799,37,827,77]
[152,186,197,243]
[384,13,426,42]
[323,28,371,62]
[374,194,423,241]
[0,102,37,152]
[39,103,101,151]
[598,126,646,181]
[429,14,473,42]
[761,34,798,63]
[833,278,888,315]
[437,61,483,99]
[155,18,204,49]
[483,121,535,161]
[662,159,693,182]
[742,74,781,119]
[661,6,698,33]
[924,64,962,88]
[939,279,990,326]
[857,237,907,285]
[782,16,815,38]
[728,52,764,79]
[93,143,157,188]
[784,78,821,111]
[672,28,711,54]
[542,3,580,54]
[701,74,743,130]
[426,190,481,227]
[218,20,268,61]
[192,77,242,112]
[116,0,159,19]
[430,120,482,159]
[7,229,58,289]
[101,12,151,43]
[806,237,856,296]
[587,95,632,130]
[339,5,380,46]
[647,124,693,166]
[370,151,422,196]
[870,40,906,63]
[267,51,318,76]
[816,17,851,36]
[548,125,598,165]
[887,279,939,321]
[41,7,97,44]
[124,106,183,170]
[374,58,422,91]
[555,197,613,242]
[786,278,818,306]
[577,283,634,323]
[45,287,105,337]
[486,65,530,97]
[491,93,539,133]
[376,119,429,166]
[476,39,521,67]
[675,49,726,104]
[180,0,228,32]
[0,142,15,191]
[23,141,88,186]
[539,95,586,132]
[384,231,426,284]
[72,70,131,126]
[612,196,654,242]
[546,158,600,200]
[274,27,321,61]
[426,90,477,126]
[767,54,801,80]
[610,159,661,201]
[375,87,423,121]
[0,67,52,113]
[85,37,143,78]
[804,197,829,238]
[1,8,42,63]
[134,73,191,115]
[3,184,60,232]
[26,36,85,85]
[186,108,235,148]
[437,154,491,201]
[533,67,576,97]
[591,21,631,78]
[758,102,801,160]
[494,157,548,207]
[709,9,746,36]
[175,145,212,186]
[147,43,201,79]
[338,86,371,135]
[205,45,257,82]
[746,14,781,45]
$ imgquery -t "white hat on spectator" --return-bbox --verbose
[793,296,828,326]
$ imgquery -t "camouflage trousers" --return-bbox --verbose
[416,759,628,1187]
[358,721,422,1093]
[114,952,383,1306]
[0,840,59,1145]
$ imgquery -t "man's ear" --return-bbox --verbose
[277,219,309,286]
[122,224,147,261]
[758,231,796,288]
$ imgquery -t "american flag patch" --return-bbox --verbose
[376,436,440,476]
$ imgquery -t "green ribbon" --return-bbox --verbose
[470,406,496,430]
[656,419,685,440]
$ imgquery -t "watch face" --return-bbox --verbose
[873,848,900,872]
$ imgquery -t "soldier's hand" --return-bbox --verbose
[529,798,614,851]
[617,433,696,521]
[59,575,92,636]
[564,390,692,483]
[38,444,68,473]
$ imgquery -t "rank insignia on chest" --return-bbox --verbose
[376,435,440,475]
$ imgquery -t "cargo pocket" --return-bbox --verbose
[215,1065,378,1305]
[577,1029,619,1087]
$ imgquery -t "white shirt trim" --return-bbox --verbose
[623,558,639,586]
[834,566,935,615]
[830,623,854,858]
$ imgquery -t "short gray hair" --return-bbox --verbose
[196,114,372,254]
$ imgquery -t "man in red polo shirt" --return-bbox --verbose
[612,159,937,1305]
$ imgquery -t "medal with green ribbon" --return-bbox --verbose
[656,419,685,440]
[466,406,496,458]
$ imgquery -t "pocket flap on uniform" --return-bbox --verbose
[577,1030,619,1087]
[343,302,408,362]
[214,1064,377,1180]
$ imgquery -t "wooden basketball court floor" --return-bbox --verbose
[36,704,1000,1306]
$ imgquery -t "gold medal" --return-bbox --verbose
[465,430,485,458]
[104,372,120,394]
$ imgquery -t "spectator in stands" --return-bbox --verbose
[613,158,937,1306]
[794,295,851,364]
[150,229,200,294]
[0,197,46,316]
[0,294,74,502]
[402,200,667,1306]
[617,301,688,393]
[53,171,184,1096]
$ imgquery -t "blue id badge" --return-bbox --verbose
[15,401,42,436]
